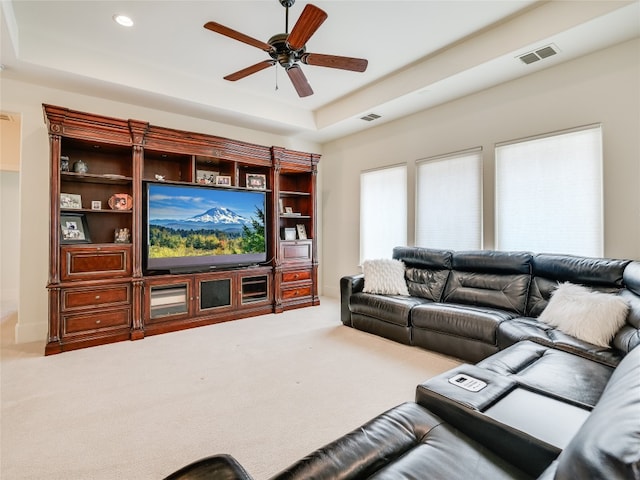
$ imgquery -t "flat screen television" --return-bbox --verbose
[143,182,267,273]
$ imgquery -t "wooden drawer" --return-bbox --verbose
[282,270,311,284]
[281,285,312,300]
[280,240,312,263]
[63,308,130,335]
[62,284,131,311]
[61,244,132,281]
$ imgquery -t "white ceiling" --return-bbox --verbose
[1,1,639,143]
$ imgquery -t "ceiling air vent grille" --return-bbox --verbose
[360,113,381,122]
[518,44,559,65]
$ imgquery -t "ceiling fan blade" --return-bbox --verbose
[286,65,313,97]
[286,4,328,51]
[204,21,273,52]
[224,60,276,81]
[301,53,368,72]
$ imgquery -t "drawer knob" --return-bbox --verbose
[95,295,100,300]
[294,274,299,279]
[95,320,101,324]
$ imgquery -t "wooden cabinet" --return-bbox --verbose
[273,148,320,312]
[143,268,272,336]
[44,105,319,354]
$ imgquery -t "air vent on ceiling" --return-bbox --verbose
[360,113,381,122]
[518,44,559,65]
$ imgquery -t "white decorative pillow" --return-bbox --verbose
[362,259,410,296]
[539,282,629,348]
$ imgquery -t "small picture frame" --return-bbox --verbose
[284,206,294,214]
[216,175,232,186]
[197,169,219,184]
[279,198,285,214]
[60,213,91,244]
[296,224,307,240]
[60,193,82,210]
[91,200,102,210]
[246,173,266,190]
[114,227,131,244]
[283,228,297,240]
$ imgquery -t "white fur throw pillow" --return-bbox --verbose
[362,259,410,296]
[539,282,629,348]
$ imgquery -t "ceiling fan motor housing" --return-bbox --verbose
[268,33,305,68]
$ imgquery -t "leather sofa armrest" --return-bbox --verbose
[416,365,558,477]
[163,454,254,480]
[340,274,364,326]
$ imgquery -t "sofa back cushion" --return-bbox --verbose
[393,247,453,301]
[553,345,640,479]
[527,254,631,317]
[442,251,532,314]
[614,261,640,353]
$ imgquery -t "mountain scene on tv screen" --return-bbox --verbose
[148,186,265,258]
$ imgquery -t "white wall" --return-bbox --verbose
[1,79,320,343]
[320,39,640,298]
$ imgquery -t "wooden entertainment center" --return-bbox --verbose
[44,104,320,355]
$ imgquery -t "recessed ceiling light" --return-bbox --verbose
[113,14,134,27]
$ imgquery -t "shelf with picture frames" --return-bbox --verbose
[44,104,320,354]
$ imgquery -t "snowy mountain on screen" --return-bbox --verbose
[150,207,251,232]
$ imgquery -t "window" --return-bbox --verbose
[495,124,603,256]
[360,165,407,262]
[416,149,483,250]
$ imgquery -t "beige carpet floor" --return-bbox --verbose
[1,297,460,479]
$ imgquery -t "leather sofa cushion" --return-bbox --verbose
[393,246,453,301]
[614,261,640,353]
[497,317,624,367]
[532,253,629,286]
[392,246,452,270]
[451,250,532,274]
[405,267,450,301]
[553,345,640,479]
[476,341,614,409]
[527,254,630,317]
[349,292,430,327]
[443,271,530,314]
[412,303,516,344]
[269,402,530,480]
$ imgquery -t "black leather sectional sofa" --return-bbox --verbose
[165,248,640,479]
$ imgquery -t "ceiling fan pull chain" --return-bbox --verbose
[275,65,279,91]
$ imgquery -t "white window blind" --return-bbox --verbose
[360,165,407,262]
[495,125,603,256]
[416,149,482,250]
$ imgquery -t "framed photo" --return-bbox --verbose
[296,224,307,240]
[216,175,232,186]
[91,200,102,210]
[246,173,266,190]
[60,193,82,210]
[284,206,294,214]
[60,213,91,244]
[283,228,297,240]
[197,169,219,185]
[279,198,285,214]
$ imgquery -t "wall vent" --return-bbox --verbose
[360,113,381,122]
[518,44,559,65]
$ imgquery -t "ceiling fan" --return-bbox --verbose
[204,0,368,97]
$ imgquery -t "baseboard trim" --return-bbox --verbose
[15,320,48,344]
